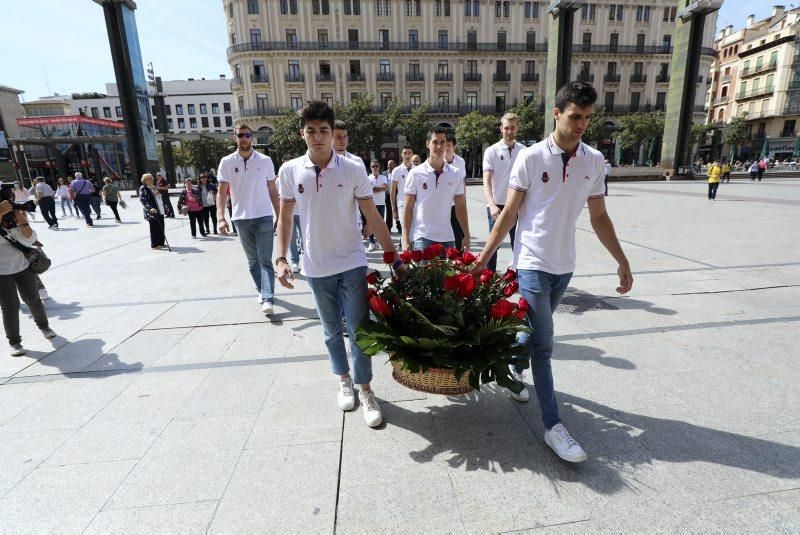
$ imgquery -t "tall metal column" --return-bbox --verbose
[660,0,722,179]
[543,1,584,138]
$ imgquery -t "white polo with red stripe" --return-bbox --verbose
[508,134,606,275]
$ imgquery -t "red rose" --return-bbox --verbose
[400,251,413,264]
[411,250,424,262]
[365,288,379,299]
[514,308,527,320]
[422,246,437,260]
[456,273,476,298]
[430,243,444,257]
[461,251,477,265]
[502,269,517,282]
[502,280,520,297]
[443,274,460,291]
[454,259,464,267]
[365,271,379,285]
[517,297,530,312]
[479,269,495,285]
[490,299,515,319]
[383,251,396,264]
[368,295,392,317]
[445,247,461,260]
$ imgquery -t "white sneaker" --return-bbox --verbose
[257,294,264,304]
[261,301,274,315]
[338,378,355,411]
[508,369,530,402]
[366,243,375,252]
[39,288,49,301]
[10,344,25,357]
[41,328,57,339]
[291,262,300,273]
[544,423,587,463]
[359,389,383,427]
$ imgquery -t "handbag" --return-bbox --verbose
[0,229,52,274]
[206,191,216,205]
[119,199,127,209]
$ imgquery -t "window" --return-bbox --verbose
[228,2,233,17]
[348,29,359,48]
[655,92,666,108]
[497,31,506,51]
[115,106,122,117]
[253,60,266,80]
[496,60,507,77]
[175,104,184,115]
[381,92,393,107]
[610,33,618,50]
[467,30,477,50]
[438,30,448,49]
[404,0,420,15]
[200,103,207,114]
[769,50,778,67]
[177,118,186,129]
[466,91,478,110]
[524,1,538,18]
[410,92,421,107]
[580,3,596,20]
[290,93,303,110]
[189,117,197,129]
[318,29,328,45]
[608,4,623,21]
[165,105,171,115]
[663,6,676,22]
[212,103,220,114]
[320,60,332,78]
[375,0,391,15]
[280,0,288,14]
[438,60,449,76]
[288,60,300,78]
[409,60,421,76]
[755,56,763,70]
[213,117,221,128]
[739,81,748,97]
[631,92,640,111]
[231,32,236,45]
[636,33,645,51]
[604,92,615,111]
[438,92,450,110]
[524,60,535,74]
[201,117,209,128]
[286,29,297,48]
[379,29,389,46]
[167,118,174,129]
[523,91,534,103]
[349,60,361,76]
[379,59,391,75]
[636,6,650,22]
[607,62,617,75]
[90,107,99,118]
[495,92,506,112]
[466,60,478,75]
[633,62,643,76]
[526,31,536,50]
[662,34,671,51]
[247,0,259,14]
[409,30,419,48]
[766,73,775,91]
[237,96,244,111]
[782,120,795,137]
[256,93,269,113]
[582,32,591,51]
[289,0,298,13]
[225,116,233,128]
[322,93,334,106]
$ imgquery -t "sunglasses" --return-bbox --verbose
[236,133,252,139]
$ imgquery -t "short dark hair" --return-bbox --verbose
[555,81,598,112]
[333,119,348,131]
[401,145,414,152]
[282,154,293,162]
[445,132,457,145]
[299,101,335,129]
[426,125,448,142]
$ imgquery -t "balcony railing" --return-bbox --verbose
[656,74,670,83]
[521,72,540,82]
[316,73,335,82]
[740,60,779,78]
[284,73,305,83]
[435,73,453,82]
[228,41,549,56]
[376,72,395,82]
[231,76,243,87]
[578,72,595,82]
[493,72,511,82]
[630,74,647,83]
[574,44,675,55]
[236,106,293,118]
[464,73,481,82]
[737,86,774,100]
[604,73,621,83]
[347,73,365,82]
[406,72,424,82]
[712,95,729,106]
[250,73,269,83]
[721,74,731,83]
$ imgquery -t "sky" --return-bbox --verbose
[0,0,788,101]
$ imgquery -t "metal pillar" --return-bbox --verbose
[150,74,176,186]
[660,0,722,179]
[543,0,584,138]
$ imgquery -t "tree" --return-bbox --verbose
[614,112,665,164]
[581,106,608,147]
[723,112,750,161]
[183,136,234,173]
[688,123,714,163]
[268,111,305,162]
[368,98,402,159]
[508,98,544,143]
[455,111,497,178]
[172,143,191,177]
[334,93,376,156]
[402,105,433,158]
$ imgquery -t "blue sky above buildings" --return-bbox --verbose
[0,0,783,101]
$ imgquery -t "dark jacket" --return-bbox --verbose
[138,185,162,221]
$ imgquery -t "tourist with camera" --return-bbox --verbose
[0,188,57,357]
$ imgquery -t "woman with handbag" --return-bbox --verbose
[0,189,57,357]
[101,177,123,223]
[176,178,207,238]
[198,174,218,235]
[138,173,167,249]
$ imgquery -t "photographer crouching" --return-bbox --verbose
[0,186,57,357]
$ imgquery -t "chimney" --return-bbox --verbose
[219,74,226,79]
[746,14,755,27]
[773,5,785,17]
[188,77,195,81]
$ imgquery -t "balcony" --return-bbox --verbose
[721,74,731,83]
[231,76,243,87]
[629,74,647,84]
[376,72,395,82]
[493,72,511,82]
[406,72,425,82]
[737,86,774,100]
[578,72,595,82]
[521,72,540,82]
[740,60,779,78]
[316,73,335,83]
[712,95,729,106]
[250,73,269,83]
[463,73,481,83]
[604,73,621,84]
[236,106,293,118]
[434,73,453,82]
[284,73,305,83]
[227,41,549,57]
[347,73,365,82]
[656,74,670,83]
[573,44,674,55]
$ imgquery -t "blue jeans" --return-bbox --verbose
[236,216,275,303]
[486,205,517,272]
[412,237,455,252]
[513,269,572,430]
[307,266,372,385]
[289,214,303,264]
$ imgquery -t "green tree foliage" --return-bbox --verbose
[268,111,305,162]
[723,112,750,155]
[455,111,497,177]
[172,143,191,176]
[507,98,544,143]
[581,106,608,146]
[402,105,433,158]
[368,98,402,158]
[183,137,233,172]
[334,93,376,155]
[614,111,665,160]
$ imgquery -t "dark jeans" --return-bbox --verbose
[202,206,217,234]
[107,201,121,221]
[148,215,166,247]
[757,168,765,181]
[604,175,609,196]
[90,196,102,218]
[0,268,49,346]
[74,194,93,225]
[384,192,394,231]
[486,205,517,272]
[450,206,464,251]
[708,182,719,199]
[368,205,385,244]
[38,196,58,227]
[188,210,206,237]
[162,193,175,218]
[722,172,731,183]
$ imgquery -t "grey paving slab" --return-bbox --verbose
[174,365,276,419]
[153,324,245,366]
[83,327,190,373]
[0,427,74,497]
[0,380,62,426]
[14,331,132,377]
[84,501,219,535]
[209,444,339,533]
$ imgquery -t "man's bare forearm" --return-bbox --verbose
[216,183,229,220]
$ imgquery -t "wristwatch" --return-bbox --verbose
[275,256,289,266]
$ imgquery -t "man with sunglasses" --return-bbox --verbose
[216,123,280,316]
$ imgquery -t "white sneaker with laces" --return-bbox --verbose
[508,368,530,402]
[10,344,25,357]
[261,301,274,315]
[338,378,355,411]
[291,262,300,273]
[41,328,57,339]
[257,294,264,304]
[544,423,587,463]
[359,389,383,427]
[366,243,375,252]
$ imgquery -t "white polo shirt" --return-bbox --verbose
[278,152,373,278]
[483,139,526,205]
[369,173,388,206]
[391,163,414,209]
[217,150,276,221]
[446,154,467,207]
[509,135,606,275]
[405,160,465,242]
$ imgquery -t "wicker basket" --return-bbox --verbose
[390,359,474,396]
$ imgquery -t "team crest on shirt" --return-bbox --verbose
[337,184,344,187]
[298,184,304,194]
[541,172,550,183]
[500,155,505,160]
[423,183,428,190]
[584,175,590,180]
[234,167,239,173]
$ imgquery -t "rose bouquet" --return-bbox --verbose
[356,244,531,394]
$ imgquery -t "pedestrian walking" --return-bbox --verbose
[156,173,175,218]
[70,172,95,226]
[446,133,468,251]
[34,177,59,229]
[604,158,612,195]
[757,158,767,181]
[56,178,74,217]
[0,190,57,357]
[216,123,280,316]
[12,182,35,221]
[721,161,731,183]
[275,100,399,428]
[365,160,388,252]
[707,160,721,200]
[89,178,103,220]
[139,173,167,249]
[176,178,206,238]
[473,81,633,463]
[101,177,122,223]
[384,160,396,231]
[390,146,415,236]
[278,155,303,274]
[748,161,759,181]
[198,174,218,235]
[482,112,525,271]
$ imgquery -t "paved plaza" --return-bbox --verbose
[0,178,798,533]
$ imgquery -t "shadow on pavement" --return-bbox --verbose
[553,341,635,370]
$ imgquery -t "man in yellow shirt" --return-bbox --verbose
[707,160,721,200]
[721,161,732,183]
